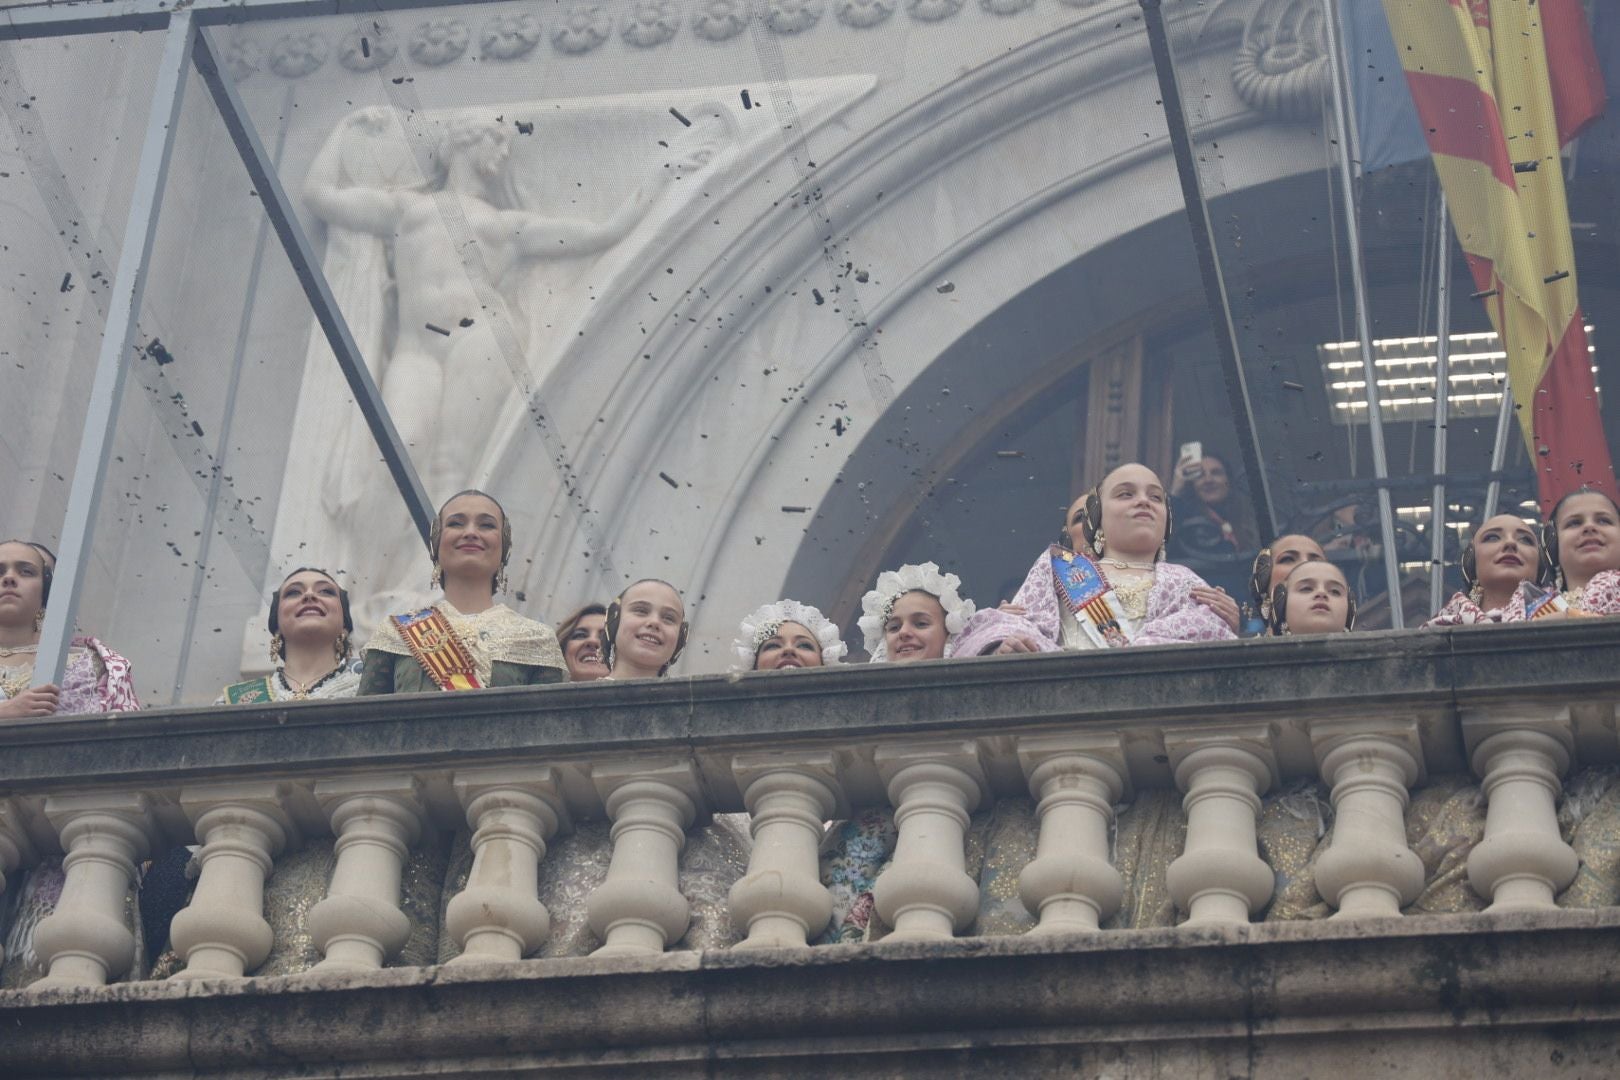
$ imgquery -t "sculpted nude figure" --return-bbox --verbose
[304,108,664,498]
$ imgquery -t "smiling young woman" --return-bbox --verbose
[1545,488,1620,616]
[360,490,565,694]
[557,602,610,682]
[857,562,975,663]
[602,579,688,680]
[1423,514,1553,627]
[220,567,362,703]
[732,599,846,672]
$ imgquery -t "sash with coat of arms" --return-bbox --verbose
[1048,544,1138,648]
[393,607,483,690]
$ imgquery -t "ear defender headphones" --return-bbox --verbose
[1461,525,1555,593]
[266,569,355,660]
[1077,480,1174,559]
[1249,546,1275,622]
[1268,575,1357,635]
[604,587,690,675]
[1541,487,1620,589]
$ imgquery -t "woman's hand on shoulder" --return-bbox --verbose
[1190,586,1240,633]
[0,683,60,718]
[992,635,1041,654]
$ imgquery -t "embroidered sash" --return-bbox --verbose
[1049,544,1137,648]
[393,607,483,690]
[223,676,274,704]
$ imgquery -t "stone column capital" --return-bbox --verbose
[1163,723,1278,796]
[1016,732,1131,803]
[873,740,987,810]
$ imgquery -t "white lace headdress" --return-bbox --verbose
[732,599,847,671]
[857,561,976,662]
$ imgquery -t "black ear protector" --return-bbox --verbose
[267,569,354,659]
[1250,546,1275,620]
[1269,575,1357,635]
[1077,479,1175,559]
[604,594,690,676]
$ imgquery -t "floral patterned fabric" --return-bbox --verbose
[1422,588,1540,627]
[952,553,1234,657]
[1569,569,1620,615]
[0,637,140,715]
[817,808,897,944]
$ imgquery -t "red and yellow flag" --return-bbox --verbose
[1381,0,1614,511]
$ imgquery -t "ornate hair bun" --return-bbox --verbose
[857,561,976,661]
[731,599,847,671]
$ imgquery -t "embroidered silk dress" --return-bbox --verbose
[951,553,1235,657]
[1422,588,1541,627]
[359,599,565,694]
[216,659,364,705]
[1564,569,1620,616]
[0,636,140,715]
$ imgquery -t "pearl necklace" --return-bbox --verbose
[1100,558,1156,572]
[0,642,39,659]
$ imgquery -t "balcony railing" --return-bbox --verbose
[2,622,1619,1072]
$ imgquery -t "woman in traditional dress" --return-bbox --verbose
[1543,487,1620,616]
[602,579,688,679]
[857,562,977,662]
[557,602,610,682]
[1423,515,1553,627]
[732,599,846,671]
[1266,560,1357,635]
[0,539,139,718]
[220,568,362,703]
[951,463,1236,656]
[1248,534,1327,633]
[360,490,565,693]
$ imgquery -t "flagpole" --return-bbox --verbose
[1428,192,1452,616]
[1482,380,1515,520]
[1325,0,1407,628]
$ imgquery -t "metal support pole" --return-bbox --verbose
[1137,0,1277,541]
[33,9,194,687]
[1428,194,1452,616]
[1324,0,1406,627]
[1482,380,1516,520]
[192,26,434,546]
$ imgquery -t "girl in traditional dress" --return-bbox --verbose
[951,463,1236,656]
[1423,515,1553,627]
[220,568,362,703]
[1543,487,1620,616]
[857,562,976,662]
[732,599,846,671]
[601,579,688,679]
[360,490,564,693]
[1248,534,1327,633]
[557,602,610,682]
[0,539,139,718]
[1266,561,1357,635]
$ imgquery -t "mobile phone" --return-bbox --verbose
[1179,441,1203,478]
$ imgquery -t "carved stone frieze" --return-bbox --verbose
[409,19,471,66]
[337,25,399,73]
[692,0,750,41]
[268,33,329,79]
[906,0,965,23]
[622,0,682,47]
[835,0,896,29]
[1227,0,1330,121]
[765,0,825,34]
[480,12,545,60]
[553,5,613,54]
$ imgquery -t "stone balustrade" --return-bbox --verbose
[0,622,1616,1069]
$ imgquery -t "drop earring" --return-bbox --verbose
[33,609,44,633]
[269,633,285,668]
[496,568,508,595]
[430,564,443,590]
[334,631,350,662]
[1093,529,1106,557]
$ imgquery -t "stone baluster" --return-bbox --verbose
[1463,704,1579,910]
[31,793,160,989]
[445,766,568,965]
[308,775,427,972]
[587,760,701,957]
[0,797,41,967]
[728,751,843,949]
[169,782,299,980]
[1016,734,1129,934]
[1164,725,1277,926]
[872,741,986,942]
[1309,718,1426,918]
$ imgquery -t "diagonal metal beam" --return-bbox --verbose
[33,8,195,687]
[1137,0,1277,540]
[192,24,434,546]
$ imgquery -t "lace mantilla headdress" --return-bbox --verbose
[731,599,847,670]
[857,561,976,661]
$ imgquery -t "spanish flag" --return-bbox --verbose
[1381,0,1614,511]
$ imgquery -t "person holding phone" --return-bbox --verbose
[1168,444,1256,559]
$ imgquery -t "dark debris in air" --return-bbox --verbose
[144,339,174,366]
[1470,288,1499,300]
[740,89,753,111]
[58,273,71,293]
[459,317,474,327]
[1512,160,1539,173]
[936,281,955,294]
[669,107,692,127]
[425,323,450,336]
[812,289,825,305]
[659,472,679,489]
[516,121,534,136]
[1282,380,1305,392]
[1544,270,1570,284]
